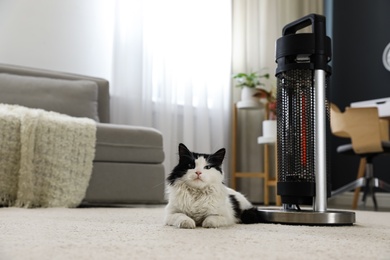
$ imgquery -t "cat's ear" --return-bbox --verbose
[178,143,191,157]
[210,148,226,165]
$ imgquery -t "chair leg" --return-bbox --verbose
[374,178,390,192]
[369,178,390,211]
[361,177,378,211]
[334,157,389,211]
[331,178,366,197]
[371,184,378,211]
[362,179,369,208]
[352,158,366,209]
[361,161,379,211]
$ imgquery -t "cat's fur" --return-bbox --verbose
[164,143,264,229]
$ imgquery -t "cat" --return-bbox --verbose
[164,143,264,229]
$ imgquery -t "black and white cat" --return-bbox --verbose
[164,143,263,229]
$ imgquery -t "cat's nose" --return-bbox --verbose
[196,171,202,176]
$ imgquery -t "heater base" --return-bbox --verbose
[256,207,355,225]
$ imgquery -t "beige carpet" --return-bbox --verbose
[0,206,389,260]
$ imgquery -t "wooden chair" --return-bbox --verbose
[329,103,390,210]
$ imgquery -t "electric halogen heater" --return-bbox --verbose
[257,14,355,225]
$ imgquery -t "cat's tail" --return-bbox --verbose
[240,207,267,224]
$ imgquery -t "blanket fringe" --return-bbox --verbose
[0,194,15,207]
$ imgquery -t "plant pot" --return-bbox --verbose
[258,119,277,143]
[237,87,260,109]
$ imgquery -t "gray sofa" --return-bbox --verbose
[0,63,166,205]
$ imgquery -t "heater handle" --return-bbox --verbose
[282,13,326,37]
[282,13,330,70]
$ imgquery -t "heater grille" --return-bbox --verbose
[277,69,316,184]
[276,69,331,205]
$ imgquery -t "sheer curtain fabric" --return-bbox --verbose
[110,0,232,176]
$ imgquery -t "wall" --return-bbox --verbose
[328,0,390,190]
[0,0,115,81]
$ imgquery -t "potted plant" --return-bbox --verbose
[232,71,270,109]
[253,85,277,120]
[232,72,270,89]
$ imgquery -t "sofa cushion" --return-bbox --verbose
[0,73,99,121]
[94,123,165,164]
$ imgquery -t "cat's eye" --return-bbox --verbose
[188,163,195,169]
[204,165,212,169]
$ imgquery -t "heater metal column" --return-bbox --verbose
[314,69,327,212]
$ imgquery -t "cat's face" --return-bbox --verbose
[168,143,226,189]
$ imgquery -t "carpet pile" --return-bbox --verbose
[0,206,389,259]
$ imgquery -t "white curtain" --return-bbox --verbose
[109,0,323,195]
[110,0,232,176]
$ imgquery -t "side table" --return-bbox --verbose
[257,120,281,206]
[231,102,281,206]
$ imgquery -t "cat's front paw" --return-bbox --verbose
[202,215,228,228]
[178,218,196,229]
[165,212,196,229]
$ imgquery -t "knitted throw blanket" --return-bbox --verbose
[0,104,96,208]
